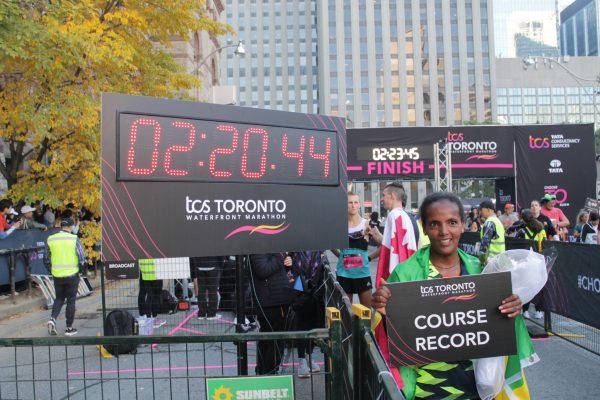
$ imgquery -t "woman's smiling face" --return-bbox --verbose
[423,199,464,257]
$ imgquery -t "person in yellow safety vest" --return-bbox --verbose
[478,200,505,265]
[44,210,85,336]
[138,259,166,328]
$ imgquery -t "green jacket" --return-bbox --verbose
[387,246,536,400]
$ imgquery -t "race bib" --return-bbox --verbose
[342,255,363,269]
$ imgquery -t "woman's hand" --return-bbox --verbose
[499,294,522,318]
[372,278,391,315]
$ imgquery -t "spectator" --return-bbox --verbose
[19,205,48,230]
[465,208,481,232]
[43,206,56,228]
[44,211,85,336]
[478,200,505,263]
[499,203,519,229]
[539,194,570,240]
[516,209,547,241]
[291,251,325,378]
[0,199,22,238]
[516,209,547,319]
[138,259,166,329]
[192,256,226,320]
[33,201,45,224]
[530,199,558,240]
[581,211,599,244]
[249,253,297,375]
[573,210,589,242]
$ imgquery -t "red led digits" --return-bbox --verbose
[209,125,239,177]
[281,134,306,176]
[309,136,331,177]
[240,128,269,178]
[127,118,161,175]
[164,121,195,176]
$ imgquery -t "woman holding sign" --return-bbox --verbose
[372,192,536,400]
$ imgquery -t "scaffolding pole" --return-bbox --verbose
[433,140,452,192]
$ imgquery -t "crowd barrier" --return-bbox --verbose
[323,262,403,400]
[0,329,332,400]
[460,232,600,355]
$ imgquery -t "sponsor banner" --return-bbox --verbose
[385,272,516,366]
[206,375,294,400]
[544,241,600,329]
[495,178,516,209]
[582,197,599,214]
[101,94,347,260]
[514,124,596,224]
[347,125,515,180]
[105,260,139,280]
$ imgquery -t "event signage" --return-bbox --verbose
[385,272,516,366]
[347,125,515,180]
[101,93,347,261]
[206,375,294,400]
[514,124,596,225]
[105,260,139,280]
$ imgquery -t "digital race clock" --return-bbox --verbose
[117,113,338,185]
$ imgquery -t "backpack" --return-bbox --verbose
[104,309,139,356]
[158,289,178,314]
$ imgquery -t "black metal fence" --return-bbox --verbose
[0,328,332,399]
[323,263,404,400]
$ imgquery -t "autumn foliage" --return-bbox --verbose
[0,1,230,259]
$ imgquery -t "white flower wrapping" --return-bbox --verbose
[473,249,548,400]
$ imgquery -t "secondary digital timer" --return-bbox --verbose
[117,113,339,186]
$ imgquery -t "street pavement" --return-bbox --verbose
[0,256,597,399]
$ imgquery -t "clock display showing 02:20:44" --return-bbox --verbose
[117,113,339,186]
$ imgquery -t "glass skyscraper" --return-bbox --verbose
[560,0,599,56]
[493,0,560,58]
[319,0,494,127]
[220,0,319,113]
[222,0,494,128]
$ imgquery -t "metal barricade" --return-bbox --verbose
[0,327,337,399]
[351,304,404,400]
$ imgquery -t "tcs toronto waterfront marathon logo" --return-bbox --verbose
[185,196,289,239]
[420,280,477,300]
[447,131,498,159]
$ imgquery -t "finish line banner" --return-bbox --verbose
[347,125,515,180]
[385,272,516,367]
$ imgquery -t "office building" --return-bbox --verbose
[560,0,599,56]
[496,57,600,128]
[219,0,319,113]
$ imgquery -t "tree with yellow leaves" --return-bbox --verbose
[0,0,230,259]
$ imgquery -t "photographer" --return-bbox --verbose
[249,252,297,375]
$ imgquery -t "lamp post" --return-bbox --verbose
[197,40,245,71]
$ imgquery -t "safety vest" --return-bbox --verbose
[480,216,505,258]
[525,227,546,252]
[47,231,79,278]
[139,259,156,281]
